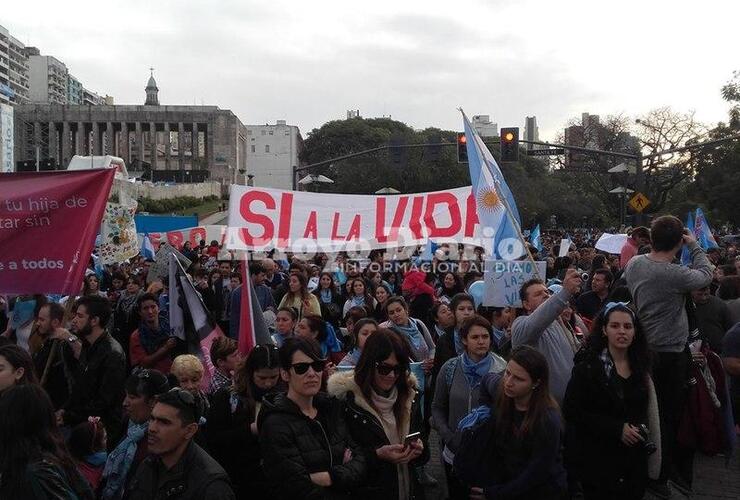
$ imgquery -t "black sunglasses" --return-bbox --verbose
[290,360,326,375]
[376,362,404,377]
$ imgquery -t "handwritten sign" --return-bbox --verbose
[483,260,547,307]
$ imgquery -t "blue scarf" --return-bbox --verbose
[101,421,148,500]
[453,328,465,355]
[393,320,424,352]
[85,451,108,467]
[461,352,493,389]
[340,348,362,367]
[320,289,333,304]
[492,327,506,349]
[11,299,36,329]
[320,323,343,357]
[350,295,365,307]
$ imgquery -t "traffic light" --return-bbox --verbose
[457,132,468,163]
[500,127,519,162]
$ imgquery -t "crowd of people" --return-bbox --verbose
[0,214,739,499]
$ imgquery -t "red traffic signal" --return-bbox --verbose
[457,132,468,163]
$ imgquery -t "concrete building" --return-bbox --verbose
[82,87,106,106]
[245,120,303,190]
[12,71,247,192]
[472,114,498,137]
[524,116,539,150]
[564,112,606,168]
[26,47,69,105]
[0,24,30,106]
[67,74,83,104]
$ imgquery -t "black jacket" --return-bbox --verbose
[327,371,428,500]
[125,441,234,500]
[206,388,267,499]
[258,392,367,500]
[62,331,127,445]
[432,328,456,382]
[562,350,650,493]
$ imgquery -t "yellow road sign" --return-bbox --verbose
[628,192,650,213]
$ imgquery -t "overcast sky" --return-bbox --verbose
[4,0,737,139]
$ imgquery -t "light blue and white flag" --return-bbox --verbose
[530,224,543,252]
[680,211,694,266]
[694,208,719,251]
[141,233,156,261]
[462,111,523,259]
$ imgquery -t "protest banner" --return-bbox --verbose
[0,169,115,294]
[148,242,192,284]
[595,233,628,254]
[145,224,227,248]
[483,260,547,307]
[227,185,486,253]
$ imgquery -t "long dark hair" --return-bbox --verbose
[0,385,84,498]
[0,344,39,388]
[302,315,329,343]
[586,303,651,379]
[285,273,310,302]
[495,346,558,439]
[354,328,413,424]
[348,278,375,310]
[233,344,280,416]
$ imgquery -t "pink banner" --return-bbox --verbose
[0,169,115,294]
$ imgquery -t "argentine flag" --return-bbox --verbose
[694,208,719,251]
[680,211,694,266]
[530,224,543,253]
[462,111,523,259]
[141,234,156,261]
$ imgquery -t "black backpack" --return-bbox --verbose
[453,412,497,487]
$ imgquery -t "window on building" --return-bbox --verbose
[265,145,270,153]
[261,130,266,136]
[285,131,290,136]
[251,145,255,153]
[246,130,252,135]
[269,130,274,135]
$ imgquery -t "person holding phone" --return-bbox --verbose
[258,337,366,499]
[328,328,427,500]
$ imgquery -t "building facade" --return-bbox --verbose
[0,24,29,106]
[524,116,539,150]
[13,73,247,190]
[67,74,83,104]
[26,47,69,105]
[245,120,303,190]
[472,114,498,137]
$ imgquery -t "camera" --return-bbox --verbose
[637,424,658,455]
[581,272,589,282]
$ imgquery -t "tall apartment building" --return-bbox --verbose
[524,116,539,150]
[245,120,303,190]
[67,74,83,104]
[0,24,30,106]
[26,47,69,105]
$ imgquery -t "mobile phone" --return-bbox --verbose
[403,432,421,447]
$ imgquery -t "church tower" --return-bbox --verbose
[145,68,159,106]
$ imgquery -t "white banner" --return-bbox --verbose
[483,260,547,307]
[142,225,227,249]
[595,233,628,254]
[0,104,13,173]
[226,185,486,252]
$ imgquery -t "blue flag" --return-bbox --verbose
[530,224,542,252]
[141,234,156,261]
[418,239,439,263]
[694,208,719,251]
[680,211,694,266]
[462,111,523,259]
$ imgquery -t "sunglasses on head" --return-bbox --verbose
[290,360,326,375]
[376,362,404,377]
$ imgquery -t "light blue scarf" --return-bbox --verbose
[101,421,148,499]
[350,295,366,307]
[393,320,424,353]
[453,328,465,355]
[461,352,493,389]
[320,289,333,304]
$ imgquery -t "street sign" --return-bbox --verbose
[527,148,565,156]
[628,192,651,213]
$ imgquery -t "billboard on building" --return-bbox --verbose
[0,104,13,173]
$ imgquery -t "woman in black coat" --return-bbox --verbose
[563,302,660,500]
[258,337,367,500]
[207,344,281,500]
[328,329,428,500]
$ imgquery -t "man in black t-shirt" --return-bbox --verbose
[575,268,612,320]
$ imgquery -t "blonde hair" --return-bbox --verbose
[171,354,204,380]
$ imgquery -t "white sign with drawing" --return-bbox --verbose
[483,260,547,307]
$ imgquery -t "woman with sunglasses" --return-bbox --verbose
[563,302,658,500]
[328,328,427,500]
[432,315,506,499]
[466,346,567,500]
[208,344,281,499]
[100,369,170,500]
[259,337,367,499]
